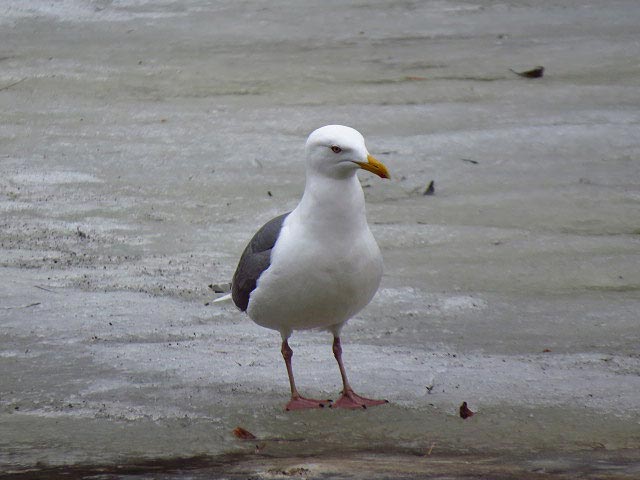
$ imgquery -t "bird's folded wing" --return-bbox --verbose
[231,212,289,311]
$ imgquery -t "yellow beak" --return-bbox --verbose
[355,154,390,179]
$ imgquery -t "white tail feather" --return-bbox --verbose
[212,293,233,303]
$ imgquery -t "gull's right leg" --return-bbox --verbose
[281,339,331,411]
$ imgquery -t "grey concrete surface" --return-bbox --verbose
[1,1,640,478]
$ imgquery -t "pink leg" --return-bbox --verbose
[331,336,388,409]
[281,340,331,411]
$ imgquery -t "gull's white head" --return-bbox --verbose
[304,125,390,180]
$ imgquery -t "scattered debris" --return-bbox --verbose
[423,180,435,196]
[76,226,88,239]
[208,283,231,294]
[510,66,544,78]
[267,190,273,197]
[232,426,257,440]
[459,401,475,419]
[267,467,311,477]
[461,158,479,165]
[405,75,428,81]
[542,348,552,353]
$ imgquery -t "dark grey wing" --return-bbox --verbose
[231,212,289,311]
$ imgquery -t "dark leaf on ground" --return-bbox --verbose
[459,401,475,419]
[233,427,257,440]
[510,66,544,78]
[423,180,435,196]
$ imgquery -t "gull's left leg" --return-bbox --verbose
[331,336,388,409]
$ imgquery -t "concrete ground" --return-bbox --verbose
[1,1,639,478]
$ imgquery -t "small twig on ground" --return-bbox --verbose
[2,302,41,310]
[0,77,27,92]
[427,442,436,455]
[34,285,57,293]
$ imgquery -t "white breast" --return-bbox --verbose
[246,176,383,337]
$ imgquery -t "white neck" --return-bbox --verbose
[293,172,367,234]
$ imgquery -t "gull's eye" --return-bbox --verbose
[331,145,342,154]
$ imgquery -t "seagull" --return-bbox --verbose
[231,125,390,410]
